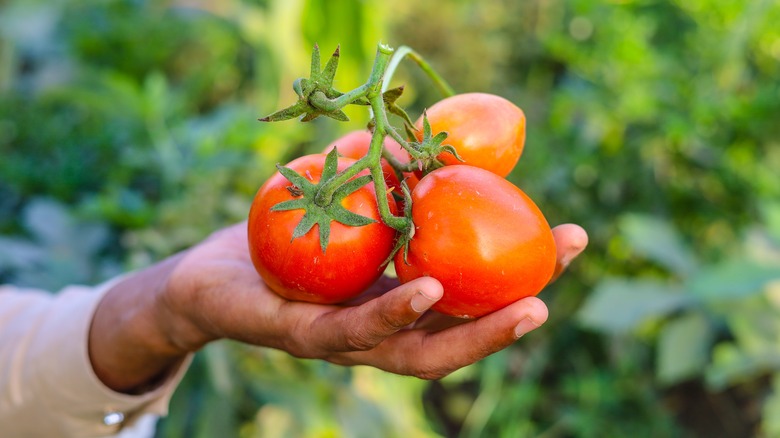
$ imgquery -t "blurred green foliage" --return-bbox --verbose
[2,0,780,437]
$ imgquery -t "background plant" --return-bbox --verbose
[2,0,780,437]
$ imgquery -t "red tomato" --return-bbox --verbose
[394,165,556,318]
[324,130,419,196]
[414,93,526,177]
[248,154,398,304]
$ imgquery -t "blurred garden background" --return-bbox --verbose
[2,0,780,436]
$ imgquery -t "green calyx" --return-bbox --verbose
[271,149,375,253]
[258,44,369,123]
[258,41,458,260]
[407,112,463,176]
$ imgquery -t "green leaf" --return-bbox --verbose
[761,201,780,242]
[705,295,780,388]
[761,375,780,437]
[577,278,692,333]
[619,214,698,277]
[687,259,780,301]
[656,312,713,386]
[203,343,234,395]
[23,197,74,246]
[706,342,780,389]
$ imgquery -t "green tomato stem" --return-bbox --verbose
[381,147,417,174]
[369,160,408,231]
[314,43,412,233]
[310,85,369,111]
[313,154,371,206]
[366,45,393,89]
[367,87,411,232]
[382,45,456,98]
[313,44,392,206]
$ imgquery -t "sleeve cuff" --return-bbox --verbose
[26,279,192,436]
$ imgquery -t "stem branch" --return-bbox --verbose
[309,85,369,111]
[382,45,456,97]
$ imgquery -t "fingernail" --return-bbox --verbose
[411,290,438,313]
[514,318,540,339]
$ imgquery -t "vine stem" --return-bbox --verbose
[382,45,456,97]
[378,45,456,176]
[313,45,394,205]
[310,85,369,111]
[312,44,409,232]
[367,89,410,232]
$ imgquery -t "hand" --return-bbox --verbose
[89,222,587,391]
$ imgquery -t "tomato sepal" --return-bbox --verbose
[407,112,465,177]
[258,44,358,123]
[270,149,376,253]
[382,86,416,130]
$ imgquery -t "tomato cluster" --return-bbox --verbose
[248,92,556,318]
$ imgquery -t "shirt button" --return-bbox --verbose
[103,411,125,426]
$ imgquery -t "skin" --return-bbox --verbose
[88,222,588,393]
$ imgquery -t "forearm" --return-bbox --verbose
[88,254,192,393]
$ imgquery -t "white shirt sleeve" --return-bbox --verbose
[0,280,192,438]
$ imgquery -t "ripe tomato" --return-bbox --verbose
[248,154,398,304]
[324,130,419,195]
[394,165,556,318]
[414,93,526,177]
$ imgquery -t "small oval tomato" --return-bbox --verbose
[414,93,526,177]
[248,154,398,304]
[394,165,556,318]
[324,130,419,195]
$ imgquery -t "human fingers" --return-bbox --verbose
[277,277,443,358]
[329,295,549,379]
[549,223,588,283]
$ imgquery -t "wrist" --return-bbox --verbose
[154,251,221,354]
[89,253,199,393]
